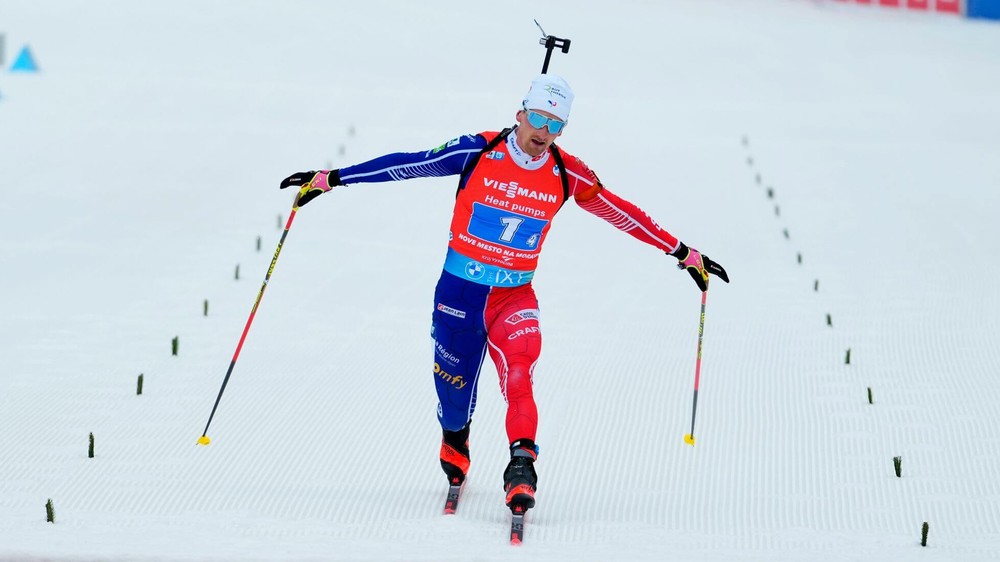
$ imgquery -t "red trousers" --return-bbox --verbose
[431,271,541,444]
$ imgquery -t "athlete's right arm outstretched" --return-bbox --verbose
[562,154,730,292]
[279,134,488,207]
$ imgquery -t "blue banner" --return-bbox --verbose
[968,0,1000,20]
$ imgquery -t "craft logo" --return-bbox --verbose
[508,326,540,340]
[505,309,540,325]
[437,303,467,319]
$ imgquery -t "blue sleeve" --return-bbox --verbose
[338,133,488,185]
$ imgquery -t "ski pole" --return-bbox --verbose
[684,290,708,447]
[197,188,307,446]
[533,20,571,74]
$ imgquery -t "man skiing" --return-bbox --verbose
[279,74,729,515]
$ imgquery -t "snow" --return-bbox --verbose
[2,0,1000,560]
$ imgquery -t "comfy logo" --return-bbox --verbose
[434,363,467,390]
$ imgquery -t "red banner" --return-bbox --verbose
[935,0,960,12]
[839,0,968,15]
[840,0,964,15]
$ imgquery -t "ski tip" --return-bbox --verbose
[510,537,522,546]
[684,434,695,446]
[197,435,211,446]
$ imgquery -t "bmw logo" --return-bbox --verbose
[465,261,485,279]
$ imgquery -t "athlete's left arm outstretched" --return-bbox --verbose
[563,154,730,291]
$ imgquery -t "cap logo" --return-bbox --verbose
[544,85,567,100]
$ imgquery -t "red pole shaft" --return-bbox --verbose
[230,210,297,363]
[688,290,707,440]
[200,208,299,439]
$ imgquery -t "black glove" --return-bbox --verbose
[279,169,342,207]
[671,242,729,292]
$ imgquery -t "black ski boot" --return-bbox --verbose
[440,423,471,486]
[503,439,538,510]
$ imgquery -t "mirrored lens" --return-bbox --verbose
[525,110,564,134]
[526,111,547,128]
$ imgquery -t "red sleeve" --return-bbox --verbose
[575,186,681,254]
[560,150,602,199]
[559,154,681,254]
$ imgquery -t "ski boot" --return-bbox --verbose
[440,423,471,487]
[503,439,538,510]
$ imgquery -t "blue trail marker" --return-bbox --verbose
[11,45,39,72]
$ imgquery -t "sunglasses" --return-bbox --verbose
[523,107,566,134]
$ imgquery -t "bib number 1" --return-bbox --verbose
[499,217,524,243]
[469,203,547,251]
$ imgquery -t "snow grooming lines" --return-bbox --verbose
[684,290,708,447]
[533,20,571,74]
[196,186,309,446]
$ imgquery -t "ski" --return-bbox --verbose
[444,479,530,544]
[509,504,526,545]
[443,480,463,514]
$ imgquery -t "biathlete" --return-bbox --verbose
[279,74,730,514]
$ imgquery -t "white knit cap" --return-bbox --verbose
[521,74,574,122]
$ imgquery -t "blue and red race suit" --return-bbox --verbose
[338,129,682,444]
